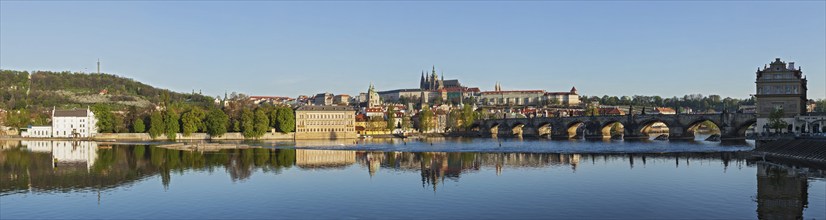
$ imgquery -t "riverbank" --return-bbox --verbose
[754,139,826,164]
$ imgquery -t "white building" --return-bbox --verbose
[21,125,52,138]
[52,107,98,138]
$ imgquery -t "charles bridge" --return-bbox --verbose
[471,112,757,140]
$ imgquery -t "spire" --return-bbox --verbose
[420,71,426,89]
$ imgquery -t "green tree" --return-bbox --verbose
[386,106,396,130]
[448,109,462,131]
[461,104,475,130]
[275,107,295,133]
[401,115,411,132]
[132,118,146,133]
[253,108,269,138]
[418,108,434,133]
[4,109,31,128]
[164,110,180,140]
[205,108,229,137]
[91,104,116,133]
[180,111,200,136]
[241,109,255,138]
[268,108,279,128]
[148,111,164,139]
[610,122,623,136]
[768,108,788,133]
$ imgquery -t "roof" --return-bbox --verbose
[480,90,545,95]
[54,109,89,117]
[654,107,676,113]
[545,92,574,95]
[378,89,423,94]
[296,106,354,111]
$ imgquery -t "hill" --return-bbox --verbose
[0,69,214,111]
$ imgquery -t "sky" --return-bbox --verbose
[1,1,824,100]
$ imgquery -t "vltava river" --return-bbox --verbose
[0,139,824,219]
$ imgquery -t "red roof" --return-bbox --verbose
[654,107,676,113]
[598,107,625,115]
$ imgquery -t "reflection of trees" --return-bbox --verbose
[1,144,297,194]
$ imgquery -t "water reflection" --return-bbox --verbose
[756,162,825,220]
[0,140,823,219]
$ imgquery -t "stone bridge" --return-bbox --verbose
[471,113,757,140]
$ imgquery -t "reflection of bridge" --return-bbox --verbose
[472,113,756,140]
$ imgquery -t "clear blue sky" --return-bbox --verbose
[1,1,824,100]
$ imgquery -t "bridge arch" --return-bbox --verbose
[734,118,757,138]
[600,121,625,139]
[510,122,526,136]
[638,120,671,140]
[537,122,553,137]
[685,119,722,141]
[566,121,587,139]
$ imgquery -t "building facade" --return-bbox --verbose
[754,58,808,133]
[52,108,98,138]
[313,93,334,106]
[295,106,357,139]
[378,66,479,104]
[478,85,580,106]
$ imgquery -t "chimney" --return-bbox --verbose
[788,62,795,70]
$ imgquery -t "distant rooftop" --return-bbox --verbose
[54,109,89,117]
[297,106,355,111]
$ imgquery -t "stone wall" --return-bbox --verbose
[92,132,294,141]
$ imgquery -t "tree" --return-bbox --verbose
[610,122,623,136]
[91,104,116,133]
[181,111,200,136]
[275,107,295,133]
[241,109,255,138]
[768,108,788,133]
[268,108,279,128]
[163,110,179,140]
[205,108,229,137]
[401,115,411,132]
[4,109,31,128]
[133,118,146,133]
[386,106,396,131]
[586,102,600,116]
[148,111,164,139]
[253,108,269,138]
[461,104,475,130]
[418,108,434,133]
[448,109,462,131]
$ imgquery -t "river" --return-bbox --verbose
[0,139,823,219]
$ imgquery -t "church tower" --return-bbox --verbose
[367,83,382,108]
[420,71,426,90]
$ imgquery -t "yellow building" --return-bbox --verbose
[295,106,357,139]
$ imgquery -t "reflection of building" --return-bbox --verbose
[355,151,582,190]
[295,150,356,168]
[21,140,99,170]
[295,106,357,139]
[756,163,807,220]
[755,58,808,133]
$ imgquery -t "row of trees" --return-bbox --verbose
[584,94,755,112]
[90,103,295,140]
